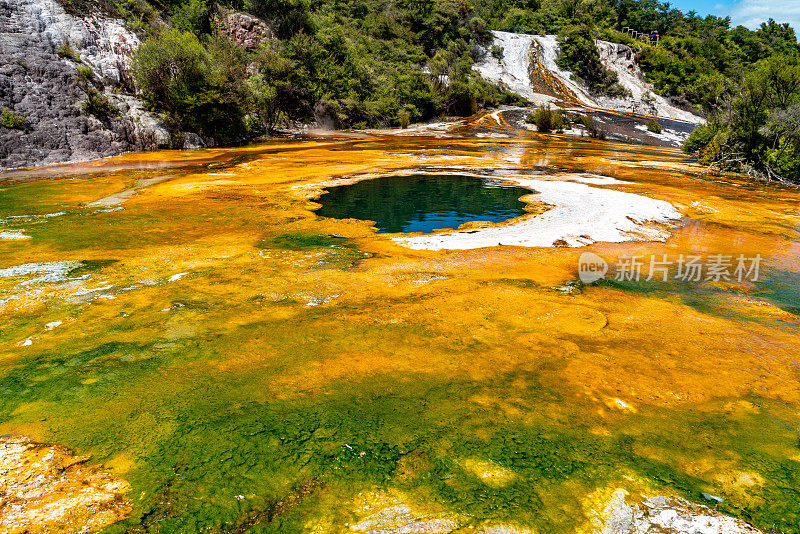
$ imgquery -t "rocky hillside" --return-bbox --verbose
[473,31,703,124]
[0,0,174,170]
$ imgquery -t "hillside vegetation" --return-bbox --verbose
[683,47,800,182]
[107,0,799,180]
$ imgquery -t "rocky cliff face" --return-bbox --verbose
[214,6,274,49]
[594,40,702,123]
[0,0,172,170]
[473,31,704,124]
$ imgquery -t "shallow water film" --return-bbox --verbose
[1,111,800,533]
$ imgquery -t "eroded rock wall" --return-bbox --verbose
[0,0,171,169]
[214,6,274,48]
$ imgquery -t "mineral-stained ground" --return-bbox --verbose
[0,113,799,532]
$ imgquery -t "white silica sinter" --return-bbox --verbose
[0,261,82,285]
[473,31,704,124]
[26,0,140,84]
[395,175,681,250]
[595,40,704,124]
[597,489,765,534]
[3,211,66,224]
[472,31,596,107]
[634,124,690,146]
[568,174,633,185]
[530,35,597,106]
[0,230,32,240]
[473,32,540,103]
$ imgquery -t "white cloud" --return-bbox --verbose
[729,0,800,31]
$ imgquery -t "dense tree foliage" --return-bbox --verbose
[637,18,799,113]
[684,56,800,182]
[132,28,247,142]
[129,0,525,138]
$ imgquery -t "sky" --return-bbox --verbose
[668,0,800,31]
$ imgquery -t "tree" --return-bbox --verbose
[760,105,800,178]
[132,28,246,142]
[245,46,296,132]
[132,28,211,114]
[683,55,800,182]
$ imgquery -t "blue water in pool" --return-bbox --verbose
[314,174,531,233]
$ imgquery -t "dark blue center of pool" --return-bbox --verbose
[314,174,531,233]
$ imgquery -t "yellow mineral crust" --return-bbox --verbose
[0,110,799,532]
[0,435,131,534]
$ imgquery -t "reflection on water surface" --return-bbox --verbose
[315,174,532,233]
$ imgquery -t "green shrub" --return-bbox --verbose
[244,0,312,38]
[132,28,211,112]
[468,16,491,44]
[564,112,605,138]
[170,0,209,35]
[595,28,638,48]
[110,0,160,32]
[57,41,80,62]
[765,137,800,178]
[525,110,540,125]
[646,119,662,134]
[81,88,117,118]
[527,106,566,132]
[75,65,94,85]
[528,107,549,131]
[570,113,594,129]
[581,114,606,139]
[589,124,607,140]
[132,28,247,142]
[557,25,626,98]
[398,109,411,128]
[74,65,105,92]
[682,56,800,182]
[245,45,297,134]
[0,107,28,129]
[552,110,566,131]
[245,74,283,134]
[683,123,714,154]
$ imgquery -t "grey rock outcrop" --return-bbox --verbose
[0,0,171,170]
[594,489,763,534]
[214,7,274,48]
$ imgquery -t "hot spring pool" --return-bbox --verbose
[314,174,532,233]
